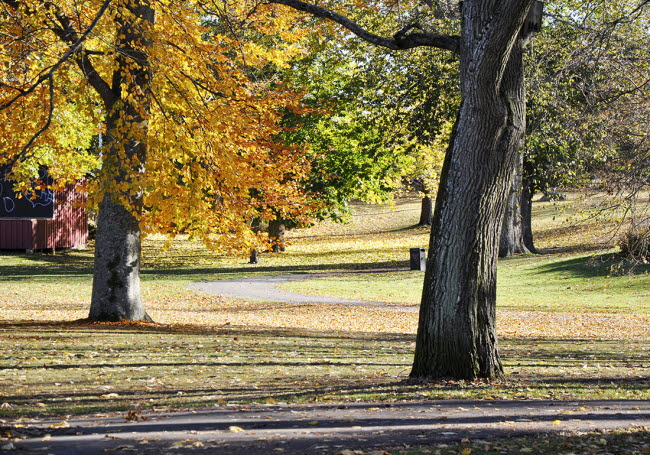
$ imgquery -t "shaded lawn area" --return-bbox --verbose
[0,319,647,418]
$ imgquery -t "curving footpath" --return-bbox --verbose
[187,273,417,311]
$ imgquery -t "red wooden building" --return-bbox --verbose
[0,185,88,251]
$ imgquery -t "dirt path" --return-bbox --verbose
[187,273,417,311]
[4,399,648,454]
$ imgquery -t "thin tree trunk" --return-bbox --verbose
[88,1,153,322]
[411,2,534,379]
[499,152,530,257]
[418,195,434,226]
[521,170,538,253]
[249,216,261,263]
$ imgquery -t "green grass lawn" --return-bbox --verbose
[279,252,650,314]
[0,193,648,420]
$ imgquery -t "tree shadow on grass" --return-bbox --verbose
[2,230,418,281]
[1,322,647,401]
[0,258,410,281]
[533,253,650,278]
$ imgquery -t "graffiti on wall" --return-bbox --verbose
[0,167,55,219]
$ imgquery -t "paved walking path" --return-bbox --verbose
[4,399,648,454]
[187,273,417,311]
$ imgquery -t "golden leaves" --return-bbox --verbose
[2,0,315,253]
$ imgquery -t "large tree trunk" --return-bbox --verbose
[88,1,154,322]
[411,1,534,380]
[418,195,434,226]
[499,152,530,257]
[90,194,150,321]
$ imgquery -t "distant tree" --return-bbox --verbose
[278,11,459,230]
[518,0,650,253]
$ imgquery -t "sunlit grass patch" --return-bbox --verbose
[0,193,648,418]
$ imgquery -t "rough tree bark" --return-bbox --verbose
[271,0,539,380]
[88,1,154,321]
[411,2,536,379]
[499,152,530,257]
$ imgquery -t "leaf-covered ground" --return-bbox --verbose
[0,193,648,420]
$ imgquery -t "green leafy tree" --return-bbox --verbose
[519,0,650,253]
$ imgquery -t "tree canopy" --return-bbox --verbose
[1,0,319,320]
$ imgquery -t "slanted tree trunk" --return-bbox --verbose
[499,152,530,257]
[411,1,535,379]
[88,1,154,322]
[418,195,434,226]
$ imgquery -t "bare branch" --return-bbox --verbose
[267,0,459,53]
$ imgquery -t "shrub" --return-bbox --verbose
[618,223,650,262]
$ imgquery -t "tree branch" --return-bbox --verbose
[0,0,114,111]
[267,0,459,53]
[3,75,55,171]
[45,0,115,106]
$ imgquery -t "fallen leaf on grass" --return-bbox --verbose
[104,445,136,452]
[48,421,70,429]
[169,440,204,449]
[100,393,120,399]
[125,408,148,423]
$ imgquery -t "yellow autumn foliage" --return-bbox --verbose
[0,0,314,252]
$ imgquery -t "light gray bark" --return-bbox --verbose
[88,1,154,322]
[90,194,150,321]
